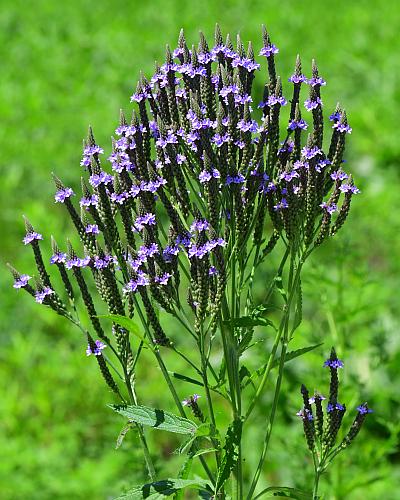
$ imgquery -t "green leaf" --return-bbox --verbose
[99,314,151,347]
[114,478,210,499]
[270,343,323,369]
[215,419,242,493]
[116,421,135,449]
[254,486,312,499]
[242,343,323,389]
[110,404,198,435]
[168,371,204,387]
[225,316,276,329]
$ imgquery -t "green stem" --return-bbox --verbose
[247,252,304,498]
[313,468,321,499]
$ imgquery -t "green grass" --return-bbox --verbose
[1,0,399,498]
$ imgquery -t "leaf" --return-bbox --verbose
[242,343,323,389]
[225,316,276,329]
[215,419,242,493]
[270,343,323,369]
[168,371,204,387]
[114,478,210,499]
[110,404,198,435]
[99,314,151,347]
[116,422,135,449]
[254,486,312,500]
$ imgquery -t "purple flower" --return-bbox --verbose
[302,146,322,159]
[280,170,299,182]
[288,119,308,131]
[304,97,323,111]
[199,170,212,183]
[357,403,373,415]
[55,187,74,203]
[329,112,341,122]
[13,274,32,289]
[182,393,201,406]
[138,243,159,258]
[162,245,180,262]
[85,224,100,235]
[219,84,239,98]
[111,192,128,205]
[237,119,259,133]
[50,252,67,264]
[333,122,352,134]
[176,154,187,164]
[259,44,279,57]
[234,93,252,105]
[288,74,307,84]
[324,358,344,369]
[267,95,287,107]
[130,89,150,103]
[320,202,338,214]
[65,256,91,269]
[309,394,326,404]
[154,272,172,285]
[80,194,99,207]
[86,339,107,356]
[278,140,294,155]
[327,402,345,412]
[89,171,113,188]
[226,174,245,185]
[35,287,54,304]
[232,56,260,72]
[273,198,289,211]
[133,213,156,231]
[339,184,360,194]
[208,266,219,276]
[23,232,43,245]
[296,408,313,421]
[330,171,348,181]
[190,219,210,232]
[307,76,326,87]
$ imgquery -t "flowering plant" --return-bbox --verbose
[10,25,371,499]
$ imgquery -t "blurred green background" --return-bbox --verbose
[1,0,399,498]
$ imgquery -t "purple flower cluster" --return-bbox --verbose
[55,187,74,203]
[86,339,107,356]
[304,97,322,111]
[50,251,67,264]
[35,287,54,304]
[188,238,226,259]
[324,358,344,369]
[13,274,32,289]
[132,213,156,232]
[81,144,104,168]
[23,232,43,245]
[327,402,345,412]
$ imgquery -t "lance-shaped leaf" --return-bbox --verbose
[114,478,211,499]
[215,419,242,493]
[99,314,151,347]
[110,404,198,435]
[242,343,323,389]
[253,486,312,499]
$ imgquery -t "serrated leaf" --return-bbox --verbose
[114,478,210,499]
[99,314,151,347]
[215,419,242,493]
[110,404,198,435]
[254,486,312,499]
